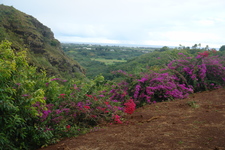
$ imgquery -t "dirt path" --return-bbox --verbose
[39,88,225,150]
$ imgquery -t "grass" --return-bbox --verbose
[187,101,199,108]
[91,58,127,65]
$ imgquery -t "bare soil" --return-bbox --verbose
[39,88,225,150]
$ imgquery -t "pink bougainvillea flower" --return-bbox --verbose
[84,105,90,109]
[22,94,29,97]
[198,51,210,57]
[91,115,97,118]
[98,95,105,97]
[97,107,106,112]
[211,49,217,53]
[85,94,92,98]
[51,78,61,81]
[66,125,71,129]
[16,83,21,86]
[124,99,136,114]
[113,114,123,124]
[94,96,98,101]
[58,93,66,98]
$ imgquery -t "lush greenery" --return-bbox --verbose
[0,41,134,149]
[2,4,225,150]
[62,43,157,78]
[1,40,225,149]
[62,43,224,81]
[0,5,84,78]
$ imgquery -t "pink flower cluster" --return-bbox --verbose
[113,114,123,124]
[124,99,136,114]
[198,51,210,57]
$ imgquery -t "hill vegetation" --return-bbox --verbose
[0,4,84,78]
[61,43,157,78]
[62,43,225,81]
[2,39,225,149]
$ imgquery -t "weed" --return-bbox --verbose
[187,101,199,108]
[178,141,184,144]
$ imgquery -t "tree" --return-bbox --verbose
[219,45,225,52]
[192,44,198,49]
[159,46,170,52]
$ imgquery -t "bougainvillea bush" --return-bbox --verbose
[167,50,225,92]
[111,49,225,107]
[1,40,225,150]
[111,70,193,107]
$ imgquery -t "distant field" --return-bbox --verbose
[91,58,127,65]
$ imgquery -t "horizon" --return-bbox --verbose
[60,41,221,50]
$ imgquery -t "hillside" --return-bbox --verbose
[0,5,85,78]
[61,43,155,79]
[109,48,205,72]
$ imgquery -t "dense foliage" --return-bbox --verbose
[0,41,131,149]
[62,43,156,78]
[62,43,219,80]
[1,40,225,149]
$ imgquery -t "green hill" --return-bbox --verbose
[103,48,206,80]
[0,4,85,78]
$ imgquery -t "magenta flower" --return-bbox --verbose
[124,99,136,114]
[113,115,123,124]
[58,93,66,98]
[50,78,61,81]
[138,77,148,83]
[22,94,29,97]
[66,125,71,130]
[84,106,90,109]
[198,51,210,57]
[98,95,105,97]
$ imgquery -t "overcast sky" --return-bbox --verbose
[1,0,225,48]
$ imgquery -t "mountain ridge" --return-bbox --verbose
[0,4,85,78]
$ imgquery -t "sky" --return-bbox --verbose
[1,0,225,48]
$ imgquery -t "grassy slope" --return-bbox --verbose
[0,4,85,78]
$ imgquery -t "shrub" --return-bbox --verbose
[112,50,225,107]
[0,41,126,149]
[112,70,193,107]
[0,40,51,149]
[167,51,225,92]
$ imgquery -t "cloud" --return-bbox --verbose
[57,35,120,44]
[197,20,215,26]
[163,31,219,42]
[2,0,225,47]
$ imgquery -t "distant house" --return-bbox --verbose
[83,47,92,50]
